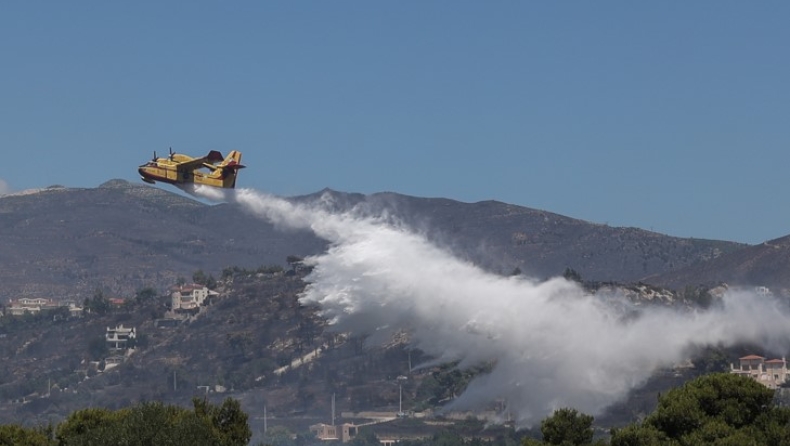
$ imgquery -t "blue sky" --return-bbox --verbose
[1,2,788,244]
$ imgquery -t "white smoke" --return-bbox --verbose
[0,178,11,196]
[194,186,790,426]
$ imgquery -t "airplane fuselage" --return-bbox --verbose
[138,150,244,189]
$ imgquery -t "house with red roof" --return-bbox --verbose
[730,355,788,389]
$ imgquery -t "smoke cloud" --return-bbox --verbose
[195,186,790,426]
[0,178,11,196]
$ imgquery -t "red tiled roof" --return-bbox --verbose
[766,359,785,364]
[740,355,765,360]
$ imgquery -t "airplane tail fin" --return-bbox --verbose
[209,150,245,188]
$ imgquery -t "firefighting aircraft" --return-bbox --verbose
[138,148,245,189]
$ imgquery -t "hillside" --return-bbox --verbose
[0,270,429,430]
[0,269,709,434]
[0,180,326,300]
[645,234,790,290]
[326,190,746,283]
[0,180,754,304]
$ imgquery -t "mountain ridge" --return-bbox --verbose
[3,179,786,301]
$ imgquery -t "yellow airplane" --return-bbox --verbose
[138,148,245,189]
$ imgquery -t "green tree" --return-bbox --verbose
[83,289,110,315]
[192,270,217,289]
[56,407,122,443]
[540,408,594,445]
[192,397,252,446]
[0,424,51,446]
[650,373,773,435]
[56,399,251,446]
[134,287,157,305]
[610,373,780,446]
[87,336,109,361]
[609,424,669,446]
[193,270,208,285]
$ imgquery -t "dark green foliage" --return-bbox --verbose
[193,269,208,285]
[649,373,773,435]
[609,424,669,446]
[53,398,251,446]
[540,408,594,445]
[87,336,108,361]
[83,290,110,315]
[610,373,786,446]
[134,287,157,305]
[193,397,252,446]
[56,407,122,443]
[694,347,730,373]
[0,424,51,446]
[193,270,217,289]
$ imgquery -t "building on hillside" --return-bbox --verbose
[309,423,359,443]
[106,324,136,350]
[7,298,83,317]
[67,303,84,318]
[755,286,773,297]
[170,284,219,311]
[60,300,85,318]
[7,297,57,315]
[730,355,788,389]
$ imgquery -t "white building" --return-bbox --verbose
[730,355,788,389]
[7,297,55,315]
[170,284,218,310]
[106,324,136,350]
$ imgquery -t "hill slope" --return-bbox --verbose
[6,180,790,301]
[338,190,745,283]
[0,180,326,300]
[0,179,772,303]
[645,234,790,290]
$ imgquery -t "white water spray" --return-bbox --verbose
[193,185,790,425]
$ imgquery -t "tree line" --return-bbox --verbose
[0,397,251,446]
[1,373,788,446]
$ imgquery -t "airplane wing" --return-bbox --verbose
[176,151,225,171]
